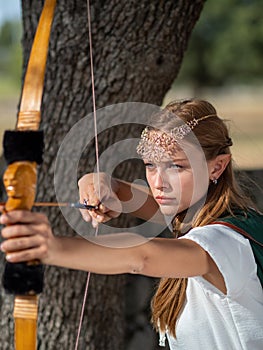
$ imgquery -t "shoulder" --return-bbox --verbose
[182,223,250,247]
[181,224,258,296]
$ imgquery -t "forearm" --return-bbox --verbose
[47,234,148,274]
[47,234,210,279]
[0,208,210,278]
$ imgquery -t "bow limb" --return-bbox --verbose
[18,0,57,131]
[2,0,57,349]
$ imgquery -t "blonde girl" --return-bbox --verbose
[1,99,262,349]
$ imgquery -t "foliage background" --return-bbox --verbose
[164,0,263,169]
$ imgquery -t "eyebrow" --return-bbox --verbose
[169,158,188,162]
[143,158,189,164]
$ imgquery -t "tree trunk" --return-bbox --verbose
[0,0,205,349]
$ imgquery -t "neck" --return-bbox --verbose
[173,198,205,236]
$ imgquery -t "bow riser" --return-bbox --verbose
[2,0,57,349]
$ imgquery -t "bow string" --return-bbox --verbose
[74,1,102,348]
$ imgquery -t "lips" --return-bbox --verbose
[155,196,175,205]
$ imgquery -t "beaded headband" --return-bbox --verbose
[136,114,217,162]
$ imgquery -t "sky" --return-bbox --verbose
[0,0,21,26]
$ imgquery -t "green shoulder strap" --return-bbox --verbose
[213,210,263,288]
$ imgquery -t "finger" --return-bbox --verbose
[94,212,111,223]
[0,211,48,226]
[88,211,104,228]
[90,214,111,227]
[79,197,106,222]
[79,208,93,222]
[79,190,90,205]
[88,202,120,223]
[91,217,99,228]
[5,245,48,263]
[79,197,93,222]
[87,193,100,207]
[1,222,49,240]
[105,210,120,219]
[1,234,45,254]
[98,203,110,214]
[79,190,97,221]
[88,211,115,228]
[79,182,100,207]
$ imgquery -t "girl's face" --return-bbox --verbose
[144,147,209,217]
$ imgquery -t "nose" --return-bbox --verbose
[153,168,168,190]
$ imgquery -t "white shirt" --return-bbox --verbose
[166,224,263,350]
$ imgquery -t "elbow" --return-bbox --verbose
[129,253,149,275]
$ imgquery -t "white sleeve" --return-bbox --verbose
[182,224,257,297]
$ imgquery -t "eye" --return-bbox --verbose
[144,162,156,170]
[168,162,183,169]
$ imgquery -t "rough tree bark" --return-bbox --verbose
[0,0,205,349]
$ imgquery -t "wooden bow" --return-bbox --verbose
[2,0,56,349]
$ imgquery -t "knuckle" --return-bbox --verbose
[37,224,49,237]
[37,213,48,223]
[78,178,83,187]
[16,238,25,248]
[23,251,33,261]
[39,244,47,257]
[39,234,48,245]
[78,173,92,186]
[13,210,25,221]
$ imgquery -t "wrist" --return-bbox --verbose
[43,236,65,266]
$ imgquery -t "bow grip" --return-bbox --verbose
[2,130,45,295]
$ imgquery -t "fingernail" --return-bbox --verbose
[83,215,90,222]
[0,213,8,224]
[97,215,103,222]
[99,204,106,212]
[6,254,14,261]
[0,243,6,252]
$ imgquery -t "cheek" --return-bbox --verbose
[169,172,194,209]
[145,172,153,187]
[170,173,183,192]
[178,173,194,198]
[191,173,209,202]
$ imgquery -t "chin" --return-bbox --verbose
[159,206,179,217]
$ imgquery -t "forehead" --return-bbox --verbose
[137,129,185,162]
[137,128,205,167]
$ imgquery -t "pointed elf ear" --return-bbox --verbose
[209,154,231,182]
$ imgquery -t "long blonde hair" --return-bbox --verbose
[151,99,253,337]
